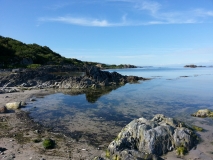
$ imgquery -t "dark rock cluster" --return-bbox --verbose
[0,65,148,90]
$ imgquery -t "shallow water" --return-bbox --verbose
[25,67,213,147]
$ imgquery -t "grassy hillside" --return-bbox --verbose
[0,36,136,69]
[0,36,90,68]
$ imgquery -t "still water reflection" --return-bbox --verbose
[25,67,213,146]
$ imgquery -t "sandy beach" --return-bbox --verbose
[0,88,213,160]
[0,88,104,160]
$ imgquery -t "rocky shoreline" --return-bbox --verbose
[0,65,148,93]
[1,90,213,159]
[1,66,213,160]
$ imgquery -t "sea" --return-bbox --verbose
[24,66,213,147]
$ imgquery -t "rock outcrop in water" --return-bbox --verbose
[59,66,145,89]
[191,109,213,118]
[0,65,148,91]
[103,114,198,160]
[184,64,206,68]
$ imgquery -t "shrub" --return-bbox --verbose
[27,64,41,69]
[42,138,55,149]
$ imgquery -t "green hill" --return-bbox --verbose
[0,35,136,69]
[0,35,92,68]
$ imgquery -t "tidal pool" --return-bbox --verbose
[24,67,213,148]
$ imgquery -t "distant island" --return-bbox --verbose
[0,35,136,69]
[184,64,206,68]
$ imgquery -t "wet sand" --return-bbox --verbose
[0,89,103,160]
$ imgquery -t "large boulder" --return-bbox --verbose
[106,114,198,160]
[5,102,21,110]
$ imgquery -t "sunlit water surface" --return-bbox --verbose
[25,67,213,146]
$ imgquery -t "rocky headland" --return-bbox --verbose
[0,65,148,93]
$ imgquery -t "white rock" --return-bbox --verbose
[5,102,21,110]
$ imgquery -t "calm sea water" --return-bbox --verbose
[25,67,213,146]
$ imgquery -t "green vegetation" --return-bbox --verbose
[113,155,121,160]
[0,35,85,68]
[42,138,55,149]
[176,146,187,156]
[105,149,110,158]
[192,125,204,132]
[100,63,136,69]
[27,64,41,69]
[0,35,137,69]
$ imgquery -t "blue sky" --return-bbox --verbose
[1,0,213,66]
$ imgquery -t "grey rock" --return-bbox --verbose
[12,68,20,73]
[106,114,198,160]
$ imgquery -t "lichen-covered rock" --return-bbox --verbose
[5,102,21,110]
[191,109,213,117]
[106,114,198,160]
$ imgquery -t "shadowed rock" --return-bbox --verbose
[0,106,7,113]
[0,65,148,90]
[58,66,148,89]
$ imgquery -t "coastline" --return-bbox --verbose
[0,88,213,160]
[0,88,105,160]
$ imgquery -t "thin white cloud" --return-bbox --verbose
[135,0,161,14]
[39,16,112,27]
[194,9,213,17]
[39,0,213,27]
[45,2,71,10]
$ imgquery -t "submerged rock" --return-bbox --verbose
[5,102,21,110]
[105,114,198,160]
[191,109,213,117]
